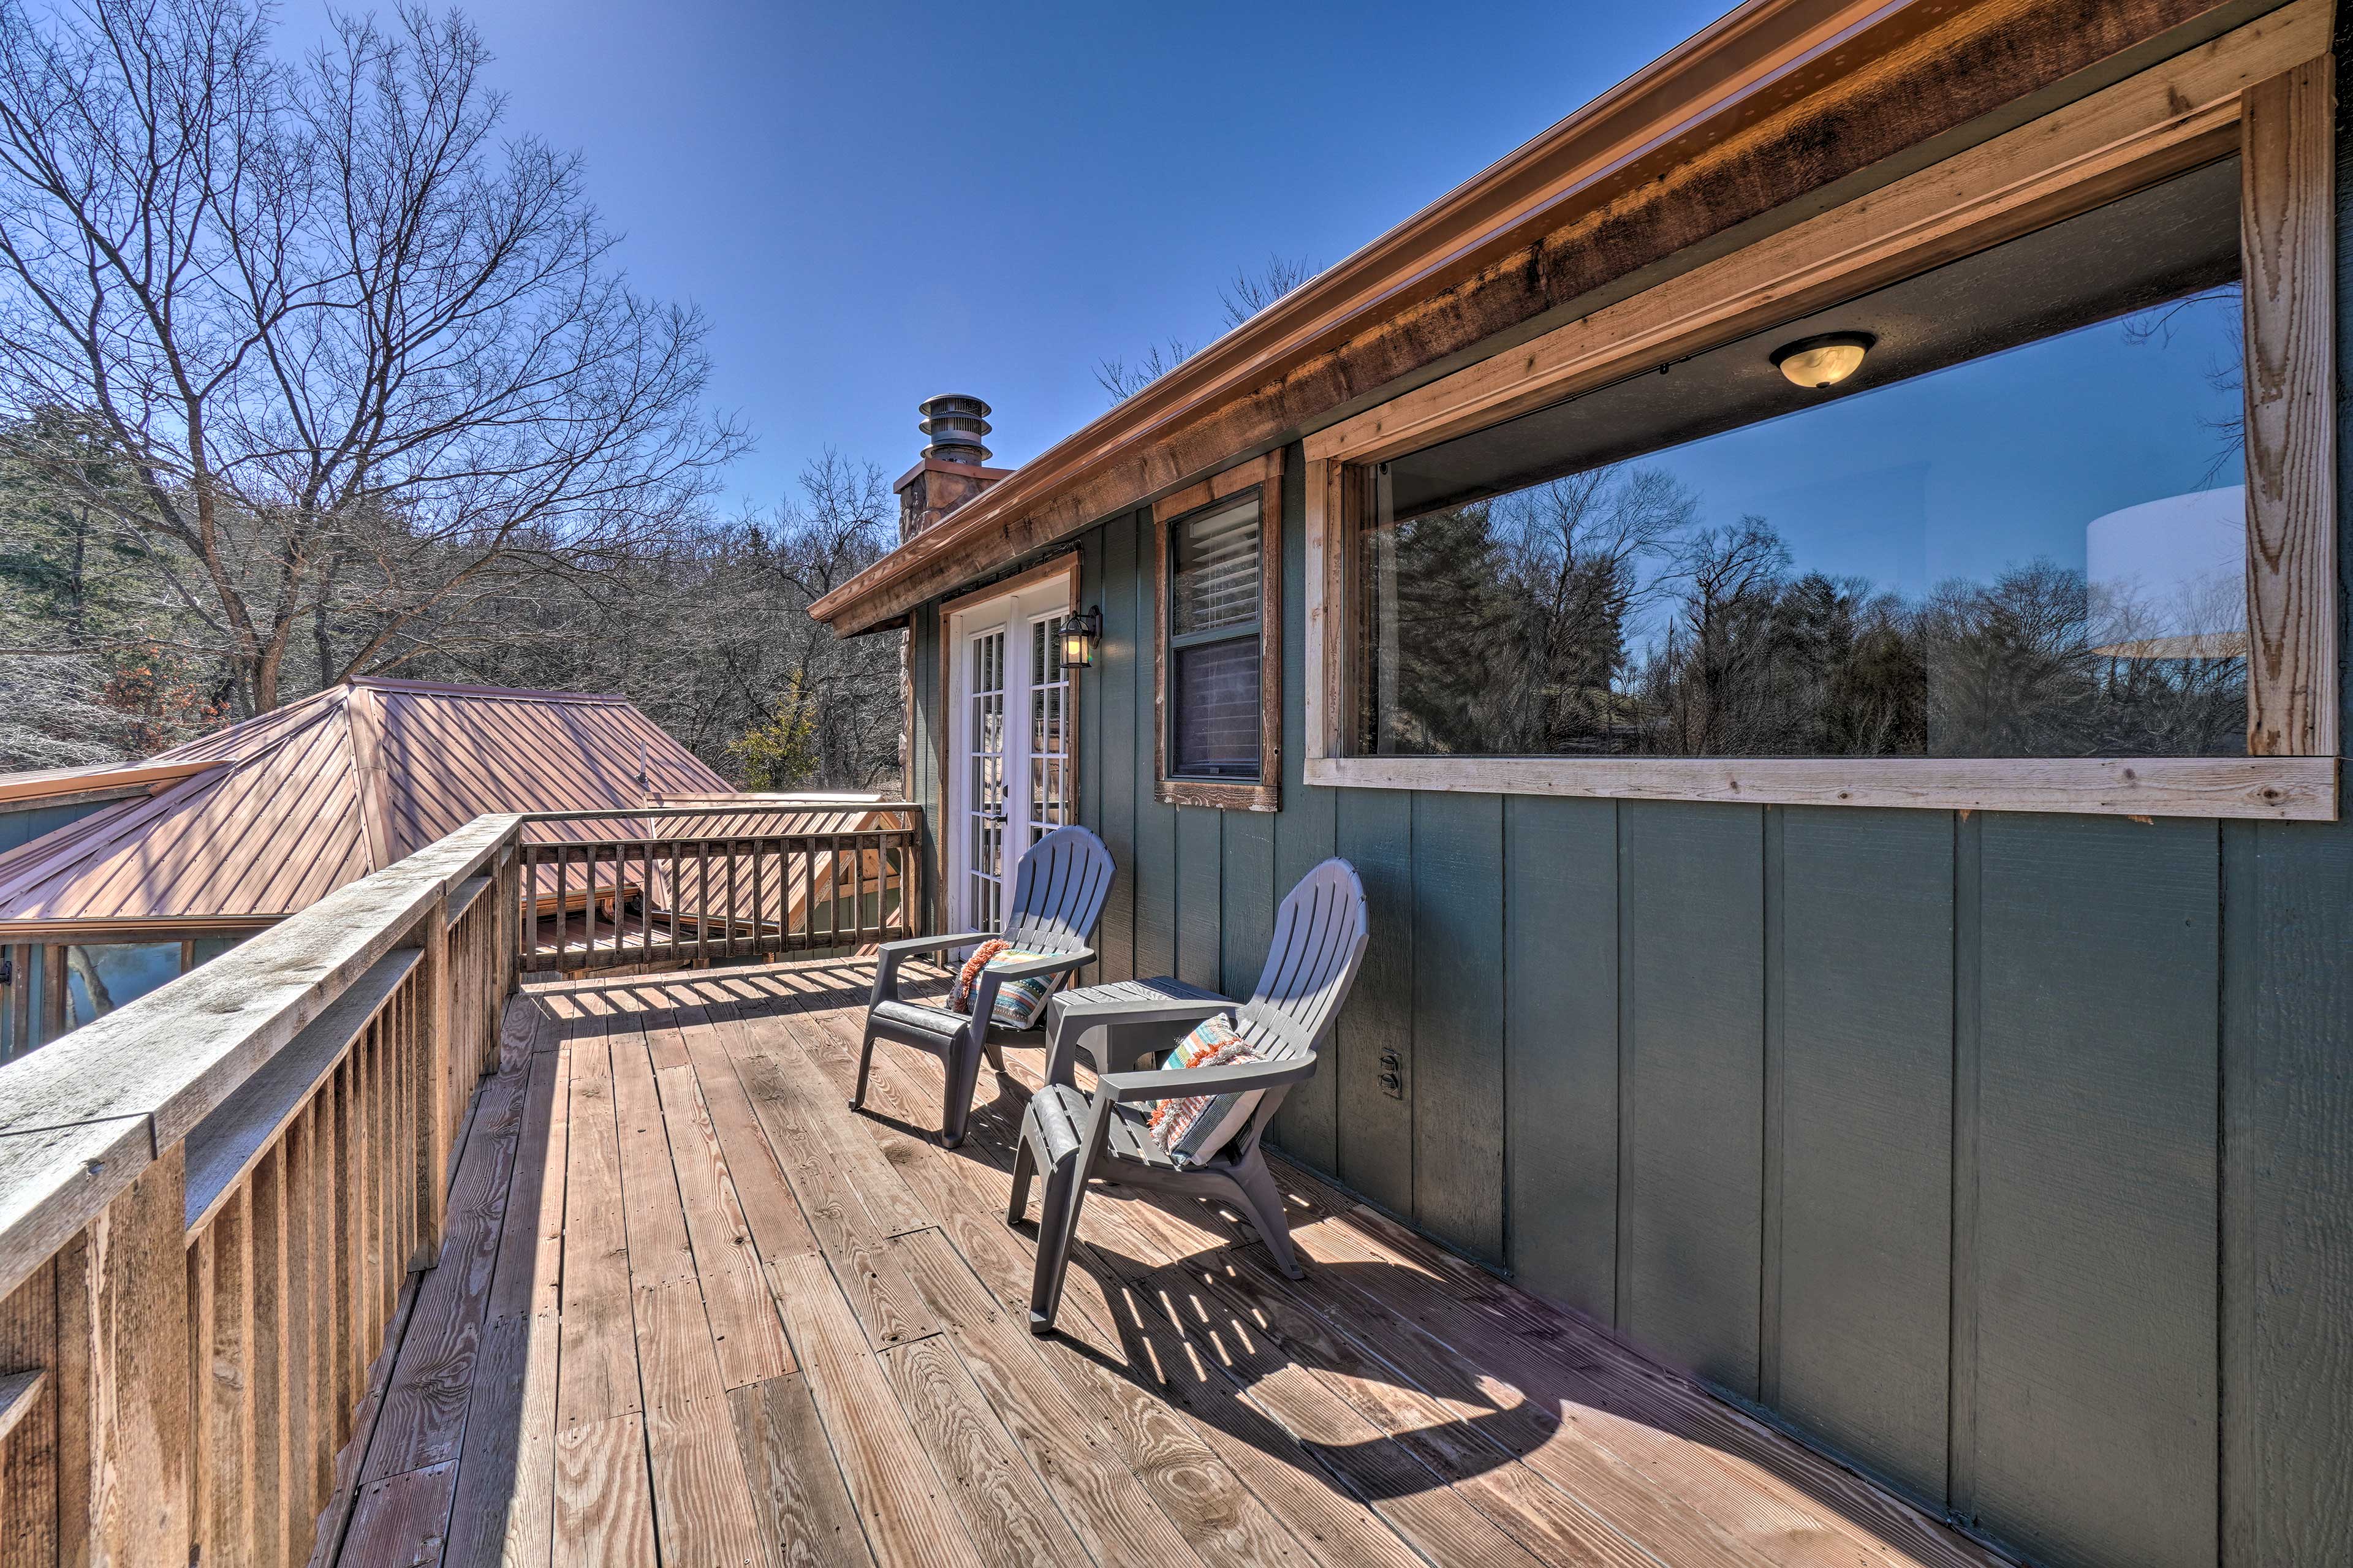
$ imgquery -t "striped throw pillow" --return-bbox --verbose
[981,950,1058,1029]
[1148,1031,1267,1168]
[951,940,1058,1030]
[1161,1012,1242,1070]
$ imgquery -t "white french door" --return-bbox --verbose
[948,575,1075,936]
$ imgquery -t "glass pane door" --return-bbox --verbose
[1027,613,1072,844]
[966,626,1008,934]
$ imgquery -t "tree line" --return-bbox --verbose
[0,0,900,789]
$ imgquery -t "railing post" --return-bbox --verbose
[494,838,520,1001]
[414,898,452,1271]
[58,1144,191,1568]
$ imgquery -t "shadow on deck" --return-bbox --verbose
[322,957,2007,1568]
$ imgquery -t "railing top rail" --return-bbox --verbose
[0,811,522,1299]
[519,803,919,824]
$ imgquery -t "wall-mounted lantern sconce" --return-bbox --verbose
[1059,606,1102,667]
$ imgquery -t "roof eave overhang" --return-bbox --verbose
[811,0,2282,636]
[0,759,227,809]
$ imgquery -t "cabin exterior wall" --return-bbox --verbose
[897,26,2353,1568]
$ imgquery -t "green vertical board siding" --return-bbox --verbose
[1096,520,1139,981]
[1269,447,1339,1168]
[1410,790,1505,1263]
[1617,800,1764,1397]
[1771,806,1953,1506]
[1503,795,1618,1322]
[1176,806,1223,990]
[910,608,941,929]
[1336,787,1413,1218]
[1968,814,2217,1568]
[1221,808,1275,1001]
[2223,817,2353,1568]
[1130,511,1176,980]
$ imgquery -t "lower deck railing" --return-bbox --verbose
[518,804,921,972]
[0,800,917,1568]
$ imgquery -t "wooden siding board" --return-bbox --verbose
[1131,512,1178,981]
[1097,519,1140,983]
[1502,794,1618,1324]
[1616,801,1764,1398]
[1969,813,2218,1568]
[1408,790,1505,1264]
[1334,787,1414,1219]
[1772,806,1954,1508]
[1175,808,1222,993]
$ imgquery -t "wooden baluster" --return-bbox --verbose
[798,833,814,953]
[282,1105,319,1562]
[0,1259,58,1564]
[251,1145,291,1568]
[327,1045,353,1450]
[554,846,569,971]
[582,843,598,964]
[726,838,741,959]
[417,898,451,1268]
[696,842,711,968]
[343,1045,369,1415]
[57,1145,192,1568]
[751,836,766,958]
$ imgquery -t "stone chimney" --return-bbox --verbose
[896,394,1014,542]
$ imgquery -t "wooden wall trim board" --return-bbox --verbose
[1296,13,2338,821]
[2241,52,2340,756]
[814,0,2296,635]
[934,552,1080,629]
[1151,452,1283,812]
[1304,754,2336,820]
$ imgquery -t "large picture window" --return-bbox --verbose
[1363,159,2246,762]
[1303,48,2336,821]
[1154,450,1283,811]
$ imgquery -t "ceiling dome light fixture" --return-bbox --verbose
[1771,331,1875,390]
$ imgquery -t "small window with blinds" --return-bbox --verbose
[1153,456,1282,810]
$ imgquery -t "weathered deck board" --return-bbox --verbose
[327,960,2014,1568]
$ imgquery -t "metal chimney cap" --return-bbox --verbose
[917,393,993,465]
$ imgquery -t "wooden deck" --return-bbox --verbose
[320,958,2008,1568]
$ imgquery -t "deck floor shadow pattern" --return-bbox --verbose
[314,958,2013,1568]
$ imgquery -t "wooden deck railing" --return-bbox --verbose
[0,814,521,1568]
[0,799,925,1568]
[516,802,922,973]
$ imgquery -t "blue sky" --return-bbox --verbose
[284,0,1736,510]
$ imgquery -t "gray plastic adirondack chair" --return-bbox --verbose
[1009,857,1369,1333]
[855,824,1115,1149]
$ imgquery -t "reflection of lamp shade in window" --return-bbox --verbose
[2085,486,2246,658]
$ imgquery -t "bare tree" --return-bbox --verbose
[1093,338,1193,403]
[0,0,746,715]
[1219,252,1316,328]
[1094,252,1322,404]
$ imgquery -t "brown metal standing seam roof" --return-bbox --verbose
[0,678,731,922]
